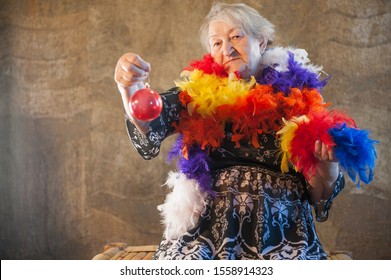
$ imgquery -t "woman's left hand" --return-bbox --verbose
[314,139,336,162]
[308,140,340,202]
[313,140,339,183]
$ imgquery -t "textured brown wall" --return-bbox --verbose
[0,0,390,260]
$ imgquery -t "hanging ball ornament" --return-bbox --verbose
[129,83,163,121]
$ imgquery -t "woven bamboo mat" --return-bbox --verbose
[92,243,352,260]
[326,250,353,260]
[93,243,158,260]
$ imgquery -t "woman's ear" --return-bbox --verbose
[259,35,267,54]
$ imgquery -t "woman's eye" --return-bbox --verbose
[213,42,221,47]
[232,35,241,40]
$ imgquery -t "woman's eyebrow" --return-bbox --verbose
[209,28,240,39]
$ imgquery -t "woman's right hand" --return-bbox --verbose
[114,53,151,89]
[114,53,152,133]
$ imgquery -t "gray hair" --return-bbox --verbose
[200,2,275,51]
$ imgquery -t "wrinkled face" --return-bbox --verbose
[208,20,265,79]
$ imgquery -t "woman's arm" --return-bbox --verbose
[114,52,152,134]
[114,52,183,159]
[124,88,182,160]
[307,140,340,202]
[307,140,344,222]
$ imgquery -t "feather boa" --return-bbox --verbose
[330,124,378,187]
[158,171,209,240]
[168,47,379,193]
[161,47,379,238]
[167,135,212,194]
[258,49,330,94]
[278,110,356,178]
[278,111,378,186]
[175,76,327,153]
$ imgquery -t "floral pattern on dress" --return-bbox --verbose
[153,166,343,260]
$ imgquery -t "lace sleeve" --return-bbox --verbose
[310,172,345,222]
[125,87,182,160]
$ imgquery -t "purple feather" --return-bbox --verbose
[168,135,214,195]
[258,51,330,95]
[329,123,379,187]
[167,135,184,162]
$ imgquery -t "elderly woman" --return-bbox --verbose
[114,2,344,260]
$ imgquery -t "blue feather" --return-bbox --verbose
[329,123,379,187]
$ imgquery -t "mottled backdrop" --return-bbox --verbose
[0,0,390,259]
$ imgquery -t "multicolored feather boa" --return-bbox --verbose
[168,50,378,193]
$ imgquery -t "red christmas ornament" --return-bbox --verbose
[129,83,163,121]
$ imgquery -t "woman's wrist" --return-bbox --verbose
[316,161,340,183]
[307,162,340,202]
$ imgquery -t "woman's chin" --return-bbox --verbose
[237,68,252,80]
[225,68,250,79]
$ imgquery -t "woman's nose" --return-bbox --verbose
[222,40,234,56]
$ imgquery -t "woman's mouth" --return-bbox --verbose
[223,58,241,65]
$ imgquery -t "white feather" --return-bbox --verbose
[261,46,324,75]
[157,171,209,240]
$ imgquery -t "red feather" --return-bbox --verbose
[289,110,357,178]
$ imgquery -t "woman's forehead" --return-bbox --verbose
[208,20,243,35]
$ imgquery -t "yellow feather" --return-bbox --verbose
[277,116,309,173]
[175,70,255,117]
[280,153,290,173]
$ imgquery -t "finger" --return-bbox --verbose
[328,146,337,162]
[321,142,329,160]
[118,65,148,82]
[126,63,150,78]
[116,75,148,88]
[115,66,148,87]
[117,60,149,85]
[314,140,322,158]
[114,66,132,87]
[124,53,151,73]
[115,76,132,88]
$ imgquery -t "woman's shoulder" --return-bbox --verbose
[261,46,324,75]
